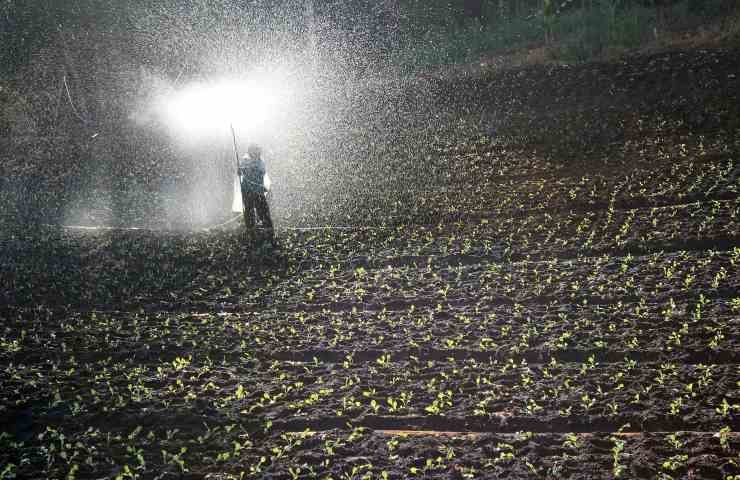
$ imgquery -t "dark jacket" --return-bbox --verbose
[238,156,266,193]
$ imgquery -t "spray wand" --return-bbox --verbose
[230,123,240,172]
[230,123,246,218]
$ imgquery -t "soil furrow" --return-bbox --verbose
[251,288,738,315]
[370,429,740,438]
[338,235,740,271]
[447,191,740,219]
[262,348,740,365]
[269,414,740,435]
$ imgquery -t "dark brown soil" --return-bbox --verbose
[1,42,739,479]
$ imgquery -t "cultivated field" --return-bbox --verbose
[1,45,739,479]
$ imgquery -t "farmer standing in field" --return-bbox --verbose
[237,143,273,239]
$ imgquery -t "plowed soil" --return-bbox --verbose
[1,43,739,479]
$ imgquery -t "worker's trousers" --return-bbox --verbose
[241,190,273,233]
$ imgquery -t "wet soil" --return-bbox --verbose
[1,43,739,479]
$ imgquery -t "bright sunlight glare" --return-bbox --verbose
[162,76,286,139]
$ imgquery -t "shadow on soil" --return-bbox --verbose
[0,223,291,310]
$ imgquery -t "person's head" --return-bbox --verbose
[247,143,262,160]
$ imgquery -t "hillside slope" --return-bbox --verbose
[1,43,739,479]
